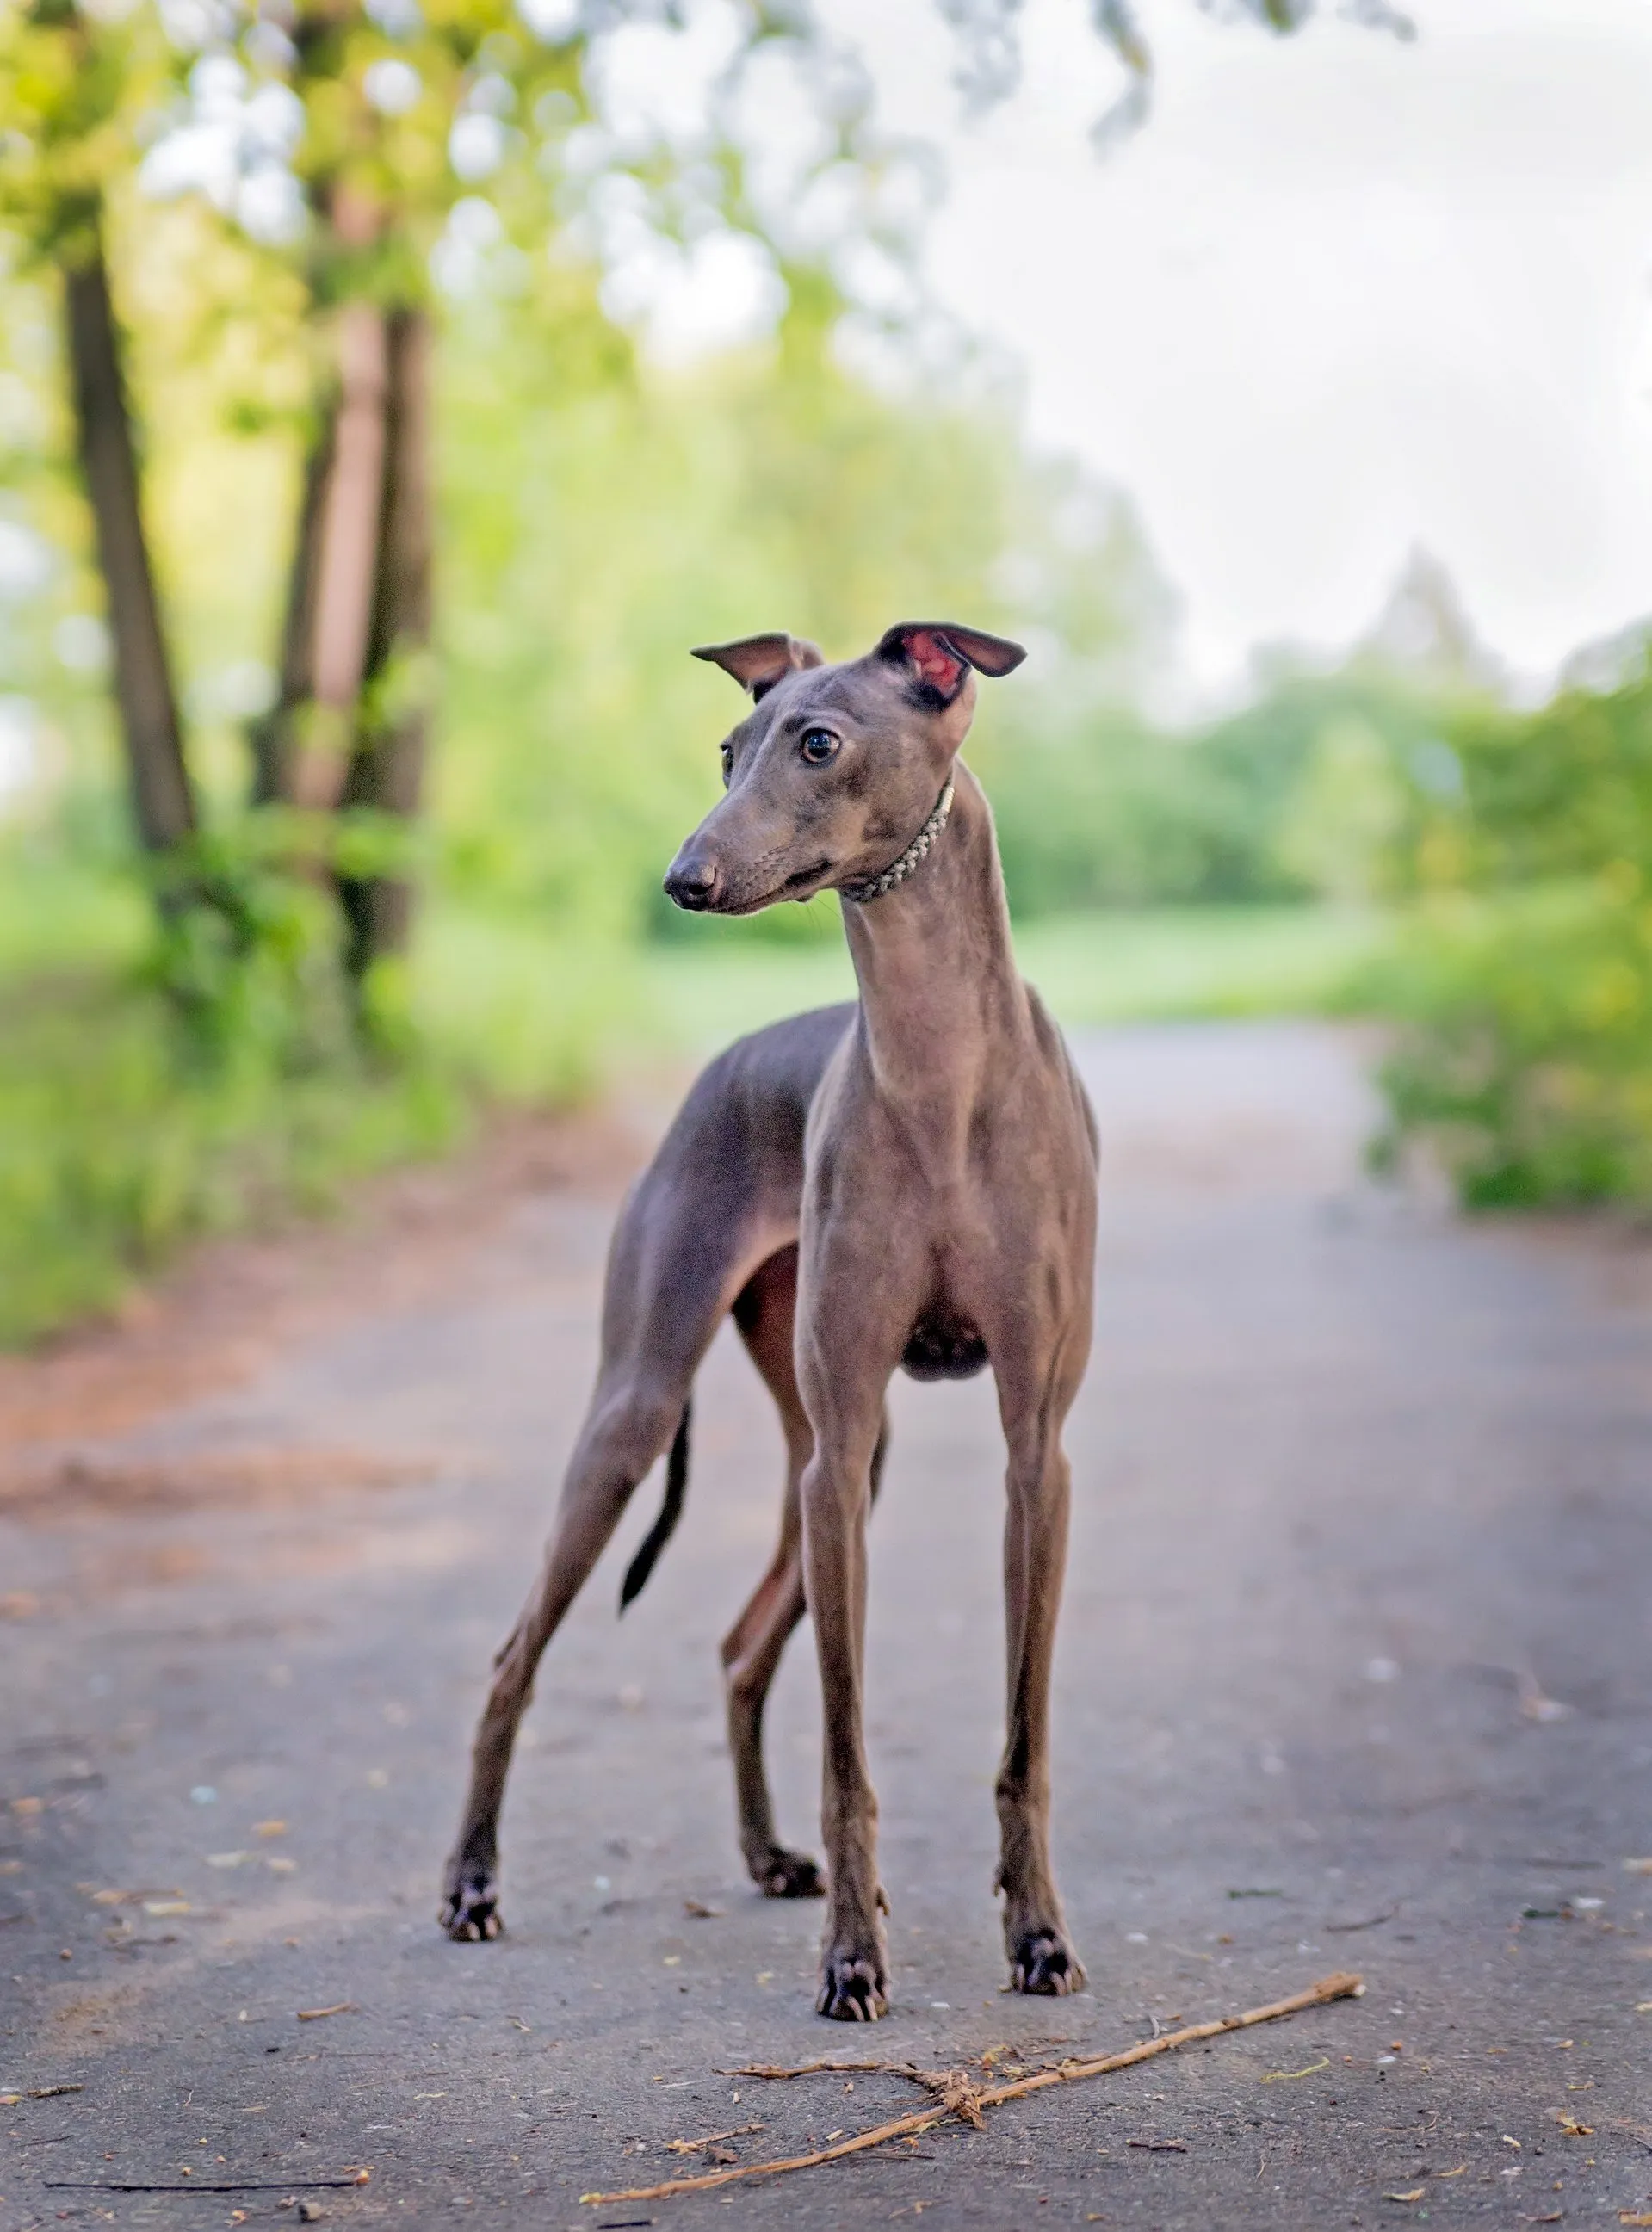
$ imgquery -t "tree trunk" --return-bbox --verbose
[251,395,336,807]
[63,232,195,853]
[340,304,433,975]
[289,300,388,812]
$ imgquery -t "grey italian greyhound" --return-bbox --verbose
[442,621,1098,2019]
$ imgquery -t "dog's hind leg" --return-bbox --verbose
[721,1246,888,1900]
[441,1367,687,1940]
[442,1177,784,1944]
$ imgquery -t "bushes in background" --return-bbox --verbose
[977,666,1440,917]
[1366,641,1652,1206]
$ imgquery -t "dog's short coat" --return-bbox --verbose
[442,621,1098,2019]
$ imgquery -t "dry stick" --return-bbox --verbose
[721,2059,902,2080]
[665,2120,765,2155]
[727,2058,1000,2120]
[580,1969,1364,2207]
[728,2065,845,2085]
[721,2044,1056,2083]
[46,2175,370,2195]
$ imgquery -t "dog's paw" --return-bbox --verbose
[1010,1928,1086,1996]
[815,1951,889,2022]
[751,1846,825,1900]
[440,1867,503,1943]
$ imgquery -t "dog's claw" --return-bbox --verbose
[440,1872,503,1943]
[752,1846,825,1900]
[816,1954,888,2022]
[1010,1930,1085,1996]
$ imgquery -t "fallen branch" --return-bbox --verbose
[582,1969,1364,2206]
[47,2173,370,2195]
[721,2059,899,2080]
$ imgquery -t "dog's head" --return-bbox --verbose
[663,622,1026,915]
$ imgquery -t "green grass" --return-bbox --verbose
[633,902,1386,1055]
[0,972,461,1346]
[1012,903,1387,1029]
[638,939,857,1051]
[0,892,649,1349]
[0,848,150,983]
[411,904,645,1104]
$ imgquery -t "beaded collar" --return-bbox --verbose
[838,781,955,906]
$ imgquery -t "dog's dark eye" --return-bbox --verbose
[720,742,733,785]
[800,728,839,767]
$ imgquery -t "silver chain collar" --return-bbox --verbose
[838,780,955,906]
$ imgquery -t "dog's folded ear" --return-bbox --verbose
[692,633,826,700]
[875,623,1027,702]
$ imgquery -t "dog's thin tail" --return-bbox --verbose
[618,1398,691,1614]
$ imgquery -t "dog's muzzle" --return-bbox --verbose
[664,851,721,910]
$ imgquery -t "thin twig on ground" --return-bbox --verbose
[665,2121,764,2155]
[46,2173,370,2195]
[720,2060,898,2079]
[723,2060,982,2119]
[581,1969,1364,2206]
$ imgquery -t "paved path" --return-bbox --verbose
[3,1022,1651,2231]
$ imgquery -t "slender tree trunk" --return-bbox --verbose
[63,230,195,853]
[289,300,388,811]
[340,305,433,974]
[251,395,336,806]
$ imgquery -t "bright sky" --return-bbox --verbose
[813,0,1652,694]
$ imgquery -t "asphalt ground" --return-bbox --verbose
[3,1021,1651,2232]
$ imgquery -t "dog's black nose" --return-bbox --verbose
[665,853,721,911]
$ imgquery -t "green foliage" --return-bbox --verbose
[145,816,354,1063]
[1366,881,1652,1207]
[0,807,450,1345]
[978,666,1437,917]
[1365,646,1652,1208]
[0,803,650,1343]
[411,903,639,1103]
[0,838,148,977]
[0,949,461,1350]
[0,1,171,263]
[1389,646,1652,895]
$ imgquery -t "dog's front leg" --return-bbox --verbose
[794,1122,918,2021]
[987,1267,1089,2000]
[799,1408,889,2019]
[993,1326,1090,1998]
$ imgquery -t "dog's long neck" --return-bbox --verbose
[839,760,1030,1122]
